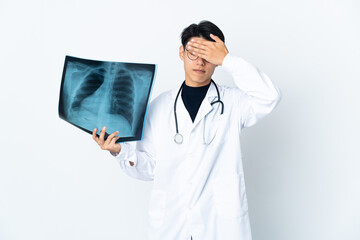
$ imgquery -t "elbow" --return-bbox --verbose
[256,82,282,108]
[274,86,282,106]
[255,85,282,121]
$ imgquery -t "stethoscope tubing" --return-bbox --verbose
[174,79,224,144]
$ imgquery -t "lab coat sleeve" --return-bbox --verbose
[111,107,156,181]
[221,53,281,128]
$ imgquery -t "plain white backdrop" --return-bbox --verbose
[0,0,359,239]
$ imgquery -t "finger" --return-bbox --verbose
[189,37,212,46]
[110,136,120,145]
[210,34,223,43]
[187,42,208,53]
[99,126,106,144]
[187,47,207,56]
[92,128,100,143]
[196,52,209,61]
[104,131,119,145]
[196,52,207,58]
[187,42,207,51]
[109,131,120,139]
[92,128,97,140]
[191,48,207,56]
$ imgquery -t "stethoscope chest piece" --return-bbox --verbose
[173,80,224,145]
[174,133,183,144]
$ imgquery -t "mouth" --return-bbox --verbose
[193,69,205,74]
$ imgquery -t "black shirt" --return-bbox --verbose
[181,82,211,122]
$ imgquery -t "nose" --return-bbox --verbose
[195,57,206,66]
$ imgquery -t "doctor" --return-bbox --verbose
[93,20,281,240]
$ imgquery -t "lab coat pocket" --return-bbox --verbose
[212,173,248,219]
[148,189,167,228]
[204,114,226,145]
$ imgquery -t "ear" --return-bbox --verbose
[179,45,185,61]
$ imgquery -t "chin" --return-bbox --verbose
[198,78,211,84]
[194,80,211,86]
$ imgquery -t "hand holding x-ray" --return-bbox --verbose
[92,126,135,166]
[92,126,121,154]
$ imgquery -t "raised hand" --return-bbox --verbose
[186,34,229,66]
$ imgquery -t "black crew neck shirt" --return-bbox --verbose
[181,82,211,122]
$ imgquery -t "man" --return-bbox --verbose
[92,20,281,240]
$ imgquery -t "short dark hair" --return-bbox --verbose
[181,20,225,48]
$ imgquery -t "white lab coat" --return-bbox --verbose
[115,54,281,240]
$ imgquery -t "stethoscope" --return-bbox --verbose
[174,79,224,144]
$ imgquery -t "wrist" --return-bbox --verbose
[111,144,122,155]
[220,52,229,66]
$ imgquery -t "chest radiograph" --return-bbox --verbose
[110,68,135,125]
[70,67,105,110]
[59,56,156,142]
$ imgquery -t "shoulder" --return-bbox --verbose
[150,89,173,106]
[146,87,177,116]
[148,89,173,110]
[217,83,247,101]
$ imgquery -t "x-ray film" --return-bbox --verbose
[58,55,157,142]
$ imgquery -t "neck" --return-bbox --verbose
[185,78,211,87]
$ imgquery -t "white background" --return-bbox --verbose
[0,0,359,239]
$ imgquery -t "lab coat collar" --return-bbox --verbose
[193,82,219,127]
[171,81,221,129]
[170,80,218,99]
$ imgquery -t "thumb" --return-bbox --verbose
[210,34,222,43]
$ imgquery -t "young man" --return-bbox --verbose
[93,20,281,240]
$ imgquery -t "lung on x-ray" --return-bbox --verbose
[58,55,157,142]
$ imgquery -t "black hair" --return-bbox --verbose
[181,20,225,48]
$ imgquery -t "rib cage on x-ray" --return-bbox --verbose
[58,56,156,142]
[70,64,136,129]
[71,67,105,110]
[111,68,135,127]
